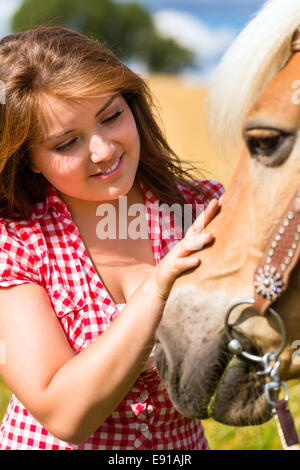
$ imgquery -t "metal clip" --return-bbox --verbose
[257,352,275,376]
[265,380,289,407]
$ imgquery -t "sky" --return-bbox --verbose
[133,0,266,81]
[0,0,21,36]
[0,0,267,82]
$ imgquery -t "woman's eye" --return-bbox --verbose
[53,110,123,153]
[54,138,77,153]
[102,110,123,124]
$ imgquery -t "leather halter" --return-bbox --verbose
[226,28,300,450]
[253,187,300,314]
[253,27,300,314]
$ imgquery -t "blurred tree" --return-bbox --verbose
[11,0,195,74]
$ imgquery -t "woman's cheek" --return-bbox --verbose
[43,153,84,182]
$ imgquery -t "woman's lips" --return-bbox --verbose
[90,154,124,180]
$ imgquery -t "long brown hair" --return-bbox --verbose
[0,25,206,219]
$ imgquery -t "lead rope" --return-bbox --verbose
[274,414,291,450]
[274,409,300,450]
[263,357,300,450]
[225,301,300,450]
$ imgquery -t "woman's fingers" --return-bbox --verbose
[152,251,201,301]
[150,197,222,301]
[190,198,220,234]
[169,230,214,260]
[169,198,221,258]
[183,231,214,252]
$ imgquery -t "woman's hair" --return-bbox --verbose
[0,25,206,220]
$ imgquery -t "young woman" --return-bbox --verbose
[0,26,224,450]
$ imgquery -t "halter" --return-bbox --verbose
[224,30,300,450]
[224,189,300,450]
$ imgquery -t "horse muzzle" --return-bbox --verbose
[155,293,274,425]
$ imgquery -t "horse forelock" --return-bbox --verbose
[208,0,300,159]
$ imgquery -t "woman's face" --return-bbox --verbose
[30,93,141,206]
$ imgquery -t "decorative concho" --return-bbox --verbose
[254,265,283,300]
[294,193,300,213]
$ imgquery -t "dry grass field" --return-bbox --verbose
[147,74,239,188]
[0,75,299,450]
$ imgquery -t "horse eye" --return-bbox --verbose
[243,128,295,167]
[248,135,282,156]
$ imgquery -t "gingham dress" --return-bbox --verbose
[0,179,224,450]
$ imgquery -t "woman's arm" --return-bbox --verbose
[0,199,220,445]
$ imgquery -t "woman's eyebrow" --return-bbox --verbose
[45,95,118,142]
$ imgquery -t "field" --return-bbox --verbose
[147,74,239,188]
[0,75,299,450]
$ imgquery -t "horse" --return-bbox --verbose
[155,0,300,432]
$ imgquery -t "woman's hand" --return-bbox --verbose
[149,198,221,302]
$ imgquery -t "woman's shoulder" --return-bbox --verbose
[0,216,42,287]
[0,213,43,262]
[177,178,225,206]
[0,215,33,252]
[0,212,37,237]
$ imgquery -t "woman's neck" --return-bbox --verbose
[61,181,144,234]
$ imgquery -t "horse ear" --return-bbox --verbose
[291,27,300,52]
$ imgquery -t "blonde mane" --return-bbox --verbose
[208,0,300,157]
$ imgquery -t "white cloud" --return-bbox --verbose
[0,0,21,15]
[154,9,236,62]
[0,0,22,37]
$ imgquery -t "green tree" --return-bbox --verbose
[11,0,195,74]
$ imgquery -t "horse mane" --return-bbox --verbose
[208,0,300,158]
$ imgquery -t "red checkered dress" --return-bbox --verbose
[0,179,224,450]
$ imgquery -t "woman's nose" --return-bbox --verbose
[89,133,115,163]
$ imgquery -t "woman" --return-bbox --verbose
[0,26,224,450]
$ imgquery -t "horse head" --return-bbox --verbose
[155,0,300,427]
